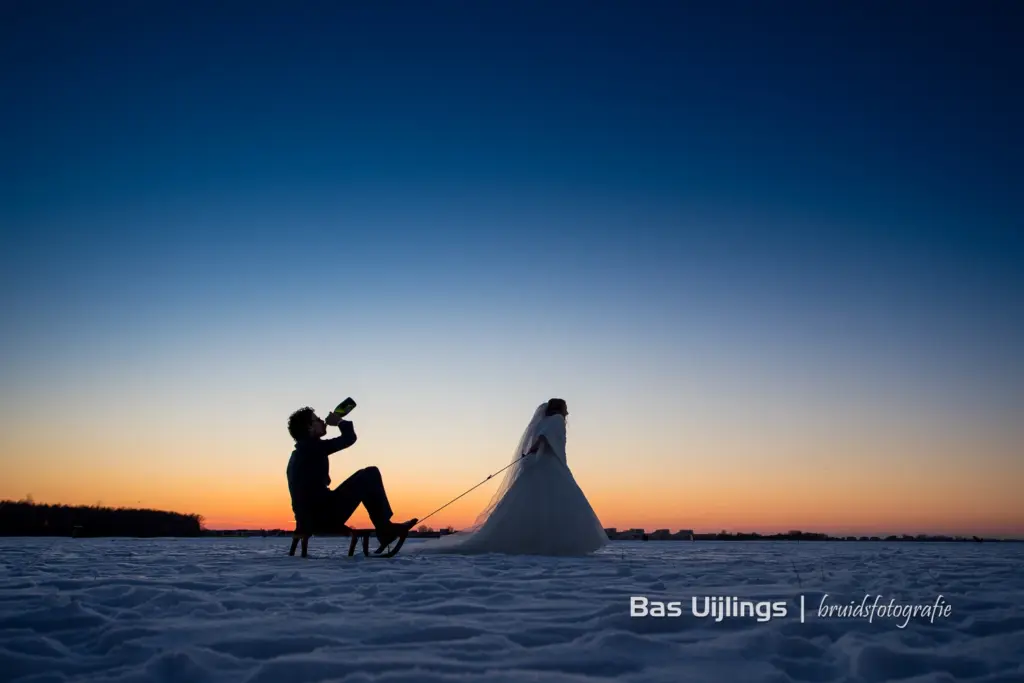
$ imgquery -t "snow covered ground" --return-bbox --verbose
[0,537,1021,683]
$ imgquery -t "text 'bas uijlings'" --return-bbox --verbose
[630,596,789,622]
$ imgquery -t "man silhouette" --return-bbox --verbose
[285,406,414,549]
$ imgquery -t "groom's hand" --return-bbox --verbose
[325,412,341,426]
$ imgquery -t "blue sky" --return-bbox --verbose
[1,2,1021,533]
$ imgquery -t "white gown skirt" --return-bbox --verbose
[415,453,609,556]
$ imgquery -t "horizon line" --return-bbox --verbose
[201,524,1024,542]
[5,501,1021,541]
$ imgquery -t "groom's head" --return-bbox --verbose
[545,398,568,417]
[288,407,327,441]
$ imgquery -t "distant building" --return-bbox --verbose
[649,529,672,540]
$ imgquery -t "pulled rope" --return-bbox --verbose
[415,452,532,527]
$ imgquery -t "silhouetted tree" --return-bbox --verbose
[0,501,203,537]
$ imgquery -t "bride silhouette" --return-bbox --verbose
[415,399,608,556]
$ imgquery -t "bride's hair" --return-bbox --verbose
[545,398,567,416]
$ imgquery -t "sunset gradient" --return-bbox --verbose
[2,3,1021,537]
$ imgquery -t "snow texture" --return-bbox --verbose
[0,538,1021,683]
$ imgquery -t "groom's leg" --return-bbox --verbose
[329,466,395,531]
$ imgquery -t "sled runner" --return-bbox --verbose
[288,522,413,559]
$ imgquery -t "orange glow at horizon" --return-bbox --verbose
[2,377,1022,539]
[6,448,1022,538]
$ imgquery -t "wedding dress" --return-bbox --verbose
[414,402,608,556]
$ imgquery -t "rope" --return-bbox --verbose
[415,453,532,527]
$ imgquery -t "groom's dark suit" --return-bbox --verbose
[286,422,395,531]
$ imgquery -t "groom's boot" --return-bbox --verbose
[374,518,418,553]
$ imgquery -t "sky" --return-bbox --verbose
[2,1,1021,537]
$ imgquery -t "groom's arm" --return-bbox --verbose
[317,421,358,456]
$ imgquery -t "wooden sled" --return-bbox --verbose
[288,524,412,559]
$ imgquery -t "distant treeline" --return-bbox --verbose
[687,531,1000,542]
[630,531,1009,543]
[201,528,1017,543]
[0,500,203,537]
